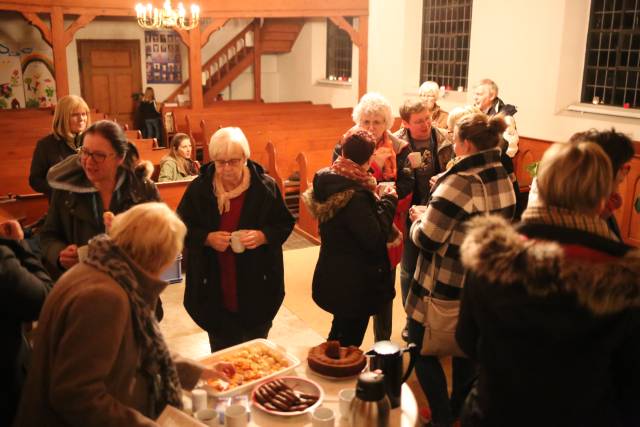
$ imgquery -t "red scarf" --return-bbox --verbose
[330,156,377,192]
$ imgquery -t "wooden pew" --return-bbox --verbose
[0,193,48,226]
[157,179,191,210]
[0,179,191,229]
[294,149,332,244]
[124,129,142,140]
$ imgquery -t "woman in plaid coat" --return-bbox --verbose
[405,113,517,427]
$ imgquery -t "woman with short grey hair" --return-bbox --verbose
[178,127,295,351]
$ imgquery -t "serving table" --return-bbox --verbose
[198,317,418,427]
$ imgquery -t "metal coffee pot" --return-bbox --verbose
[350,371,390,427]
[366,341,417,408]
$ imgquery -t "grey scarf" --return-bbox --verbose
[84,234,183,418]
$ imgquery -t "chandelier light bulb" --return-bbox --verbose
[135,0,200,30]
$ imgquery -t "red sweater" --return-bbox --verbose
[217,192,246,312]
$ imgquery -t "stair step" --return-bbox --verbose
[262,22,304,33]
[261,40,293,53]
[261,31,300,41]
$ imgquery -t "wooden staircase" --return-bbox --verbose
[165,18,304,106]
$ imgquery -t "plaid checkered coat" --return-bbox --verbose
[405,148,516,323]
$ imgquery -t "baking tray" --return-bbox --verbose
[198,338,300,397]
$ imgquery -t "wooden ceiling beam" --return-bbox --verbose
[200,18,229,48]
[21,12,52,44]
[63,13,96,46]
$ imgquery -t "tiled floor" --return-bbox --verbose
[160,230,441,415]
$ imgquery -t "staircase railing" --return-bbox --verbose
[164,19,257,105]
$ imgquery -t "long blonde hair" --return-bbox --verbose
[52,95,90,143]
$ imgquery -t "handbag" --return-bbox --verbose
[421,171,490,357]
[420,262,466,357]
[386,223,403,269]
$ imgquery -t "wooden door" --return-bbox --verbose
[78,40,142,128]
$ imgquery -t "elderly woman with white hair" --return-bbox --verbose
[333,92,414,342]
[178,127,295,352]
[419,81,448,130]
[15,203,235,426]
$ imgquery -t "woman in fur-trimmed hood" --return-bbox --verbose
[456,140,640,427]
[302,128,397,347]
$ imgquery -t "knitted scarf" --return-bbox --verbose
[330,156,377,192]
[84,234,183,418]
[522,204,619,241]
[213,165,251,215]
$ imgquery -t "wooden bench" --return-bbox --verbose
[294,149,332,244]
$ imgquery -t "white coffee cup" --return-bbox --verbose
[230,231,245,254]
[408,151,422,168]
[224,404,248,427]
[311,406,335,427]
[195,408,218,427]
[338,388,355,420]
[191,388,208,413]
[77,245,89,262]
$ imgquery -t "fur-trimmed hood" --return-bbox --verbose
[460,215,640,315]
[301,168,370,223]
[302,187,355,223]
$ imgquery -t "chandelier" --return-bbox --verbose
[135,0,200,30]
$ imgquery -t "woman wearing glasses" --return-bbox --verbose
[40,120,160,279]
[29,95,91,198]
[177,127,294,351]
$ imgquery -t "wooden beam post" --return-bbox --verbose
[188,25,203,110]
[358,15,368,99]
[253,19,261,102]
[50,7,69,97]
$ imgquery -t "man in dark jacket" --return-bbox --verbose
[395,98,454,340]
[0,218,52,425]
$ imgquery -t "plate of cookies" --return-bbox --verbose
[250,376,323,417]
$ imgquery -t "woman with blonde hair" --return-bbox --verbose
[158,133,200,182]
[137,87,163,141]
[29,95,91,197]
[15,203,235,426]
[419,81,448,130]
[456,140,640,426]
[177,127,294,351]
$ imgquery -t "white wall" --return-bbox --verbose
[277,18,359,107]
[464,0,639,141]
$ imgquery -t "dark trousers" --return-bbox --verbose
[400,234,420,308]
[207,315,273,352]
[328,315,370,347]
[408,318,475,426]
[373,269,396,342]
[144,118,163,142]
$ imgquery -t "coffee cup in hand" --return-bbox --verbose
[407,152,422,169]
[230,231,246,254]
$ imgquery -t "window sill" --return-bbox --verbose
[566,103,640,119]
[316,79,352,87]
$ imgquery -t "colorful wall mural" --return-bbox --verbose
[0,42,56,109]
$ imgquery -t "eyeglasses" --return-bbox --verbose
[80,147,115,163]
[214,158,243,167]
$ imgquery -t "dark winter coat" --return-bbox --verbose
[302,169,397,317]
[0,238,52,426]
[39,155,160,278]
[456,215,640,427]
[29,133,82,197]
[177,161,295,333]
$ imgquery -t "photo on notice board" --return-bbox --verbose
[144,30,182,84]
